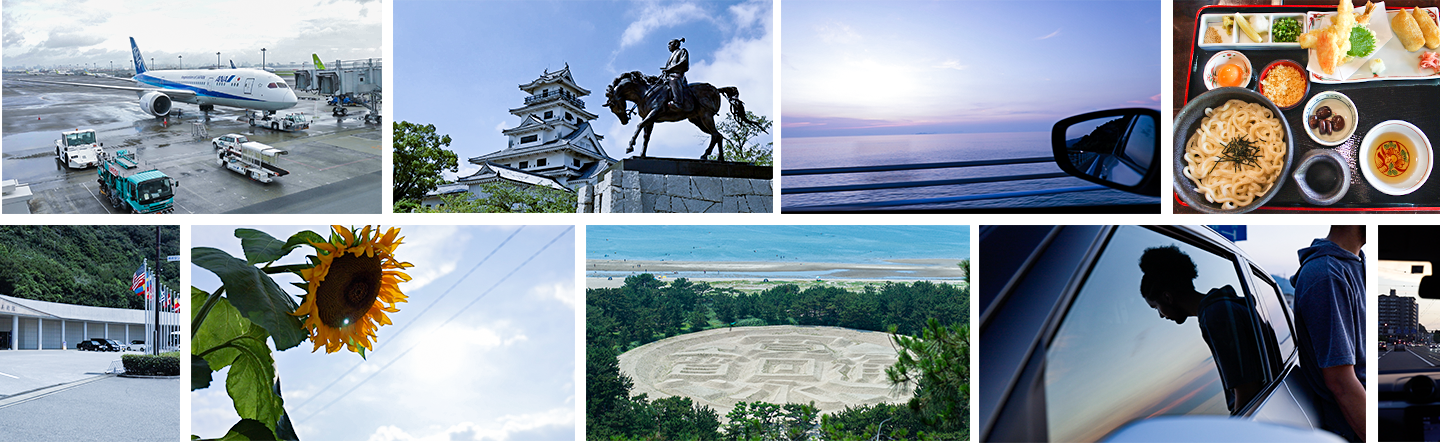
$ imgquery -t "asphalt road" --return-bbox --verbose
[1379,347,1440,372]
[0,376,179,442]
[2,74,382,214]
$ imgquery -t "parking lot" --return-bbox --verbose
[0,350,179,441]
[0,349,132,396]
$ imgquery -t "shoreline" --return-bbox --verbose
[586,258,965,289]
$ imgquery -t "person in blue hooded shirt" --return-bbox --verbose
[1293,225,1366,442]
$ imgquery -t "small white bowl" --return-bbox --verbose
[1302,91,1358,146]
[1204,50,1252,90]
[1360,120,1432,196]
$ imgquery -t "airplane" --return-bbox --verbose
[17,38,298,117]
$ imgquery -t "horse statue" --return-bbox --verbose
[603,71,766,161]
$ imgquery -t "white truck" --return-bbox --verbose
[247,110,310,132]
[213,133,290,183]
[56,129,104,169]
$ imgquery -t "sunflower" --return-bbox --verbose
[293,225,413,354]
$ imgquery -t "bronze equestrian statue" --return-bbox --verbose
[604,38,766,161]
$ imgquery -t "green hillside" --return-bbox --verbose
[0,225,179,309]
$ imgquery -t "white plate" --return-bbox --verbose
[1197,13,1305,48]
[1307,5,1440,83]
[1359,120,1432,195]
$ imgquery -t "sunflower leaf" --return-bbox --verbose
[193,247,307,351]
[191,289,285,436]
[217,418,275,441]
[192,354,213,391]
[235,229,324,266]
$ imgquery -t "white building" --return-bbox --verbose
[0,294,155,350]
[422,65,615,209]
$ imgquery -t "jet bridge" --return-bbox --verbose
[294,58,382,124]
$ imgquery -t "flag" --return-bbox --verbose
[131,262,147,296]
[159,285,169,312]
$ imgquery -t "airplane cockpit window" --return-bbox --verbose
[275,82,288,89]
[267,83,277,88]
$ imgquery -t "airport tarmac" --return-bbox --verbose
[2,74,382,214]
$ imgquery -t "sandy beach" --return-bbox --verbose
[586,259,964,287]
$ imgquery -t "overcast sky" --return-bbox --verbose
[3,0,381,70]
[395,0,773,179]
[191,225,575,441]
[782,0,1159,137]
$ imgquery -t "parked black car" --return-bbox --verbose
[979,225,1340,442]
[77,338,122,352]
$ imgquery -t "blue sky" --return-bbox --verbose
[191,225,575,441]
[395,0,773,179]
[782,0,1160,137]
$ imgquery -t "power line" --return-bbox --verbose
[289,226,527,412]
[297,226,573,423]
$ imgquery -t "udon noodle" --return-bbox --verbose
[1182,99,1287,209]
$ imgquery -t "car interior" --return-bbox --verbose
[1379,226,1440,442]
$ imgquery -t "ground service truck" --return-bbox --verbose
[213,133,290,183]
[96,149,177,213]
[56,129,103,169]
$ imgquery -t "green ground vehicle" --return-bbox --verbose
[96,149,177,214]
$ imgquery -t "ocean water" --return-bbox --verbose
[586,225,968,263]
[781,132,1158,210]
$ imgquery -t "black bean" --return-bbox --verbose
[1317,106,1333,119]
[1331,115,1345,131]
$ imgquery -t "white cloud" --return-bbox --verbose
[367,408,575,441]
[530,281,576,310]
[393,225,468,291]
[937,59,968,71]
[608,3,773,159]
[1035,28,1062,40]
[619,2,710,49]
[816,22,860,44]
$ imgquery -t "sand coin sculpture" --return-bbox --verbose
[618,325,913,418]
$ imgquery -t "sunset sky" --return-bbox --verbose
[782,0,1160,137]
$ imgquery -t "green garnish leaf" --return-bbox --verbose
[1349,26,1376,58]
[1208,135,1265,175]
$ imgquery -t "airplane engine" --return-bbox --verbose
[139,91,172,117]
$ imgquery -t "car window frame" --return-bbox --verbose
[991,226,1291,441]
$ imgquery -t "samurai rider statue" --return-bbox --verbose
[663,38,690,112]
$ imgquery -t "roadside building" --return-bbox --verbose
[421,65,614,209]
[1380,289,1421,343]
[0,294,154,350]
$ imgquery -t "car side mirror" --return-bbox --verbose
[1052,108,1160,197]
[1420,275,1440,299]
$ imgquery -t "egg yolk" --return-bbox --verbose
[1217,63,1243,87]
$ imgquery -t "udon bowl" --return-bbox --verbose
[1173,87,1294,214]
[1359,120,1432,196]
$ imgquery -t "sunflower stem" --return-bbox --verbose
[192,286,226,338]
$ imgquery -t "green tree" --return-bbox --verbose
[418,182,576,213]
[392,121,457,210]
[723,401,816,441]
[886,319,970,439]
[716,111,773,166]
[958,258,970,282]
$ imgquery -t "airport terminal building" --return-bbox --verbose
[0,294,147,350]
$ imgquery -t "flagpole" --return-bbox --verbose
[154,226,161,356]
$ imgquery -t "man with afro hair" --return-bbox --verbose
[1138,245,1264,414]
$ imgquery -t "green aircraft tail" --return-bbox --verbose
[312,54,325,70]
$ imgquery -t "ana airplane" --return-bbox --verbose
[21,38,298,117]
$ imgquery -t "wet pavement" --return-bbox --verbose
[3,74,382,214]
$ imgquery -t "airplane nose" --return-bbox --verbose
[284,90,298,106]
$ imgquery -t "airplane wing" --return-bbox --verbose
[10,78,199,101]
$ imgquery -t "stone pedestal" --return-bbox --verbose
[578,158,772,213]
